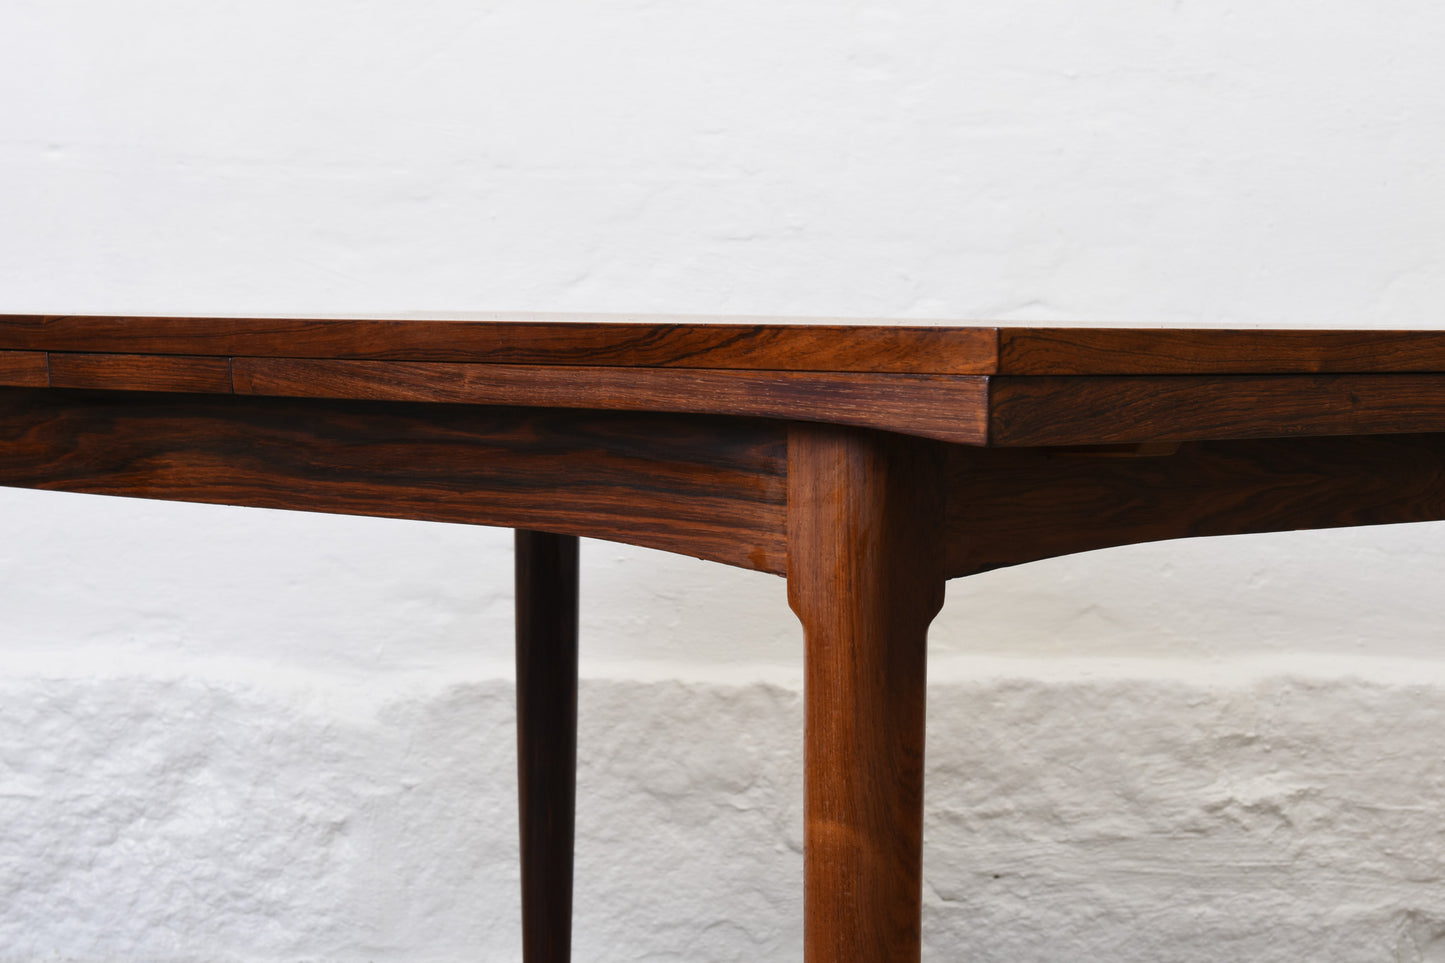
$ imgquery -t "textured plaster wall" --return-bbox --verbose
[3,1,1445,960]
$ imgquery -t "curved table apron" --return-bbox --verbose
[7,315,1445,961]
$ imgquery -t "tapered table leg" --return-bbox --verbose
[515,529,580,963]
[786,427,945,963]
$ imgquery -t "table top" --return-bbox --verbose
[7,313,1445,578]
[6,313,1445,373]
[6,314,1445,446]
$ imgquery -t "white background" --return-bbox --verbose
[4,2,1445,960]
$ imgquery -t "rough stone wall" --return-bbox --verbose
[5,652,1445,961]
[4,1,1445,960]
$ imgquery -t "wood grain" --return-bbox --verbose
[0,350,47,387]
[515,530,579,963]
[989,374,1445,446]
[48,353,233,393]
[787,426,944,963]
[17,316,1445,377]
[943,434,1445,577]
[0,315,999,374]
[232,357,991,445]
[0,389,788,573]
[997,327,1445,375]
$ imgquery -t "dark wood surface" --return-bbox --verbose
[788,426,944,963]
[10,315,1445,962]
[995,326,1445,374]
[988,373,1445,446]
[49,352,234,393]
[0,350,47,387]
[943,433,1445,577]
[0,314,1000,373]
[232,358,990,445]
[515,531,580,963]
[10,314,1445,377]
[13,316,1445,447]
[0,389,789,573]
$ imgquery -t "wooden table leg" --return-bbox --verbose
[787,426,945,963]
[515,529,580,963]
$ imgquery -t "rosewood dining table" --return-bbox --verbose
[4,314,1445,962]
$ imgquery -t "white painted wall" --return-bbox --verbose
[3,2,1445,959]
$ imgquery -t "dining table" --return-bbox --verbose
[4,314,1445,962]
